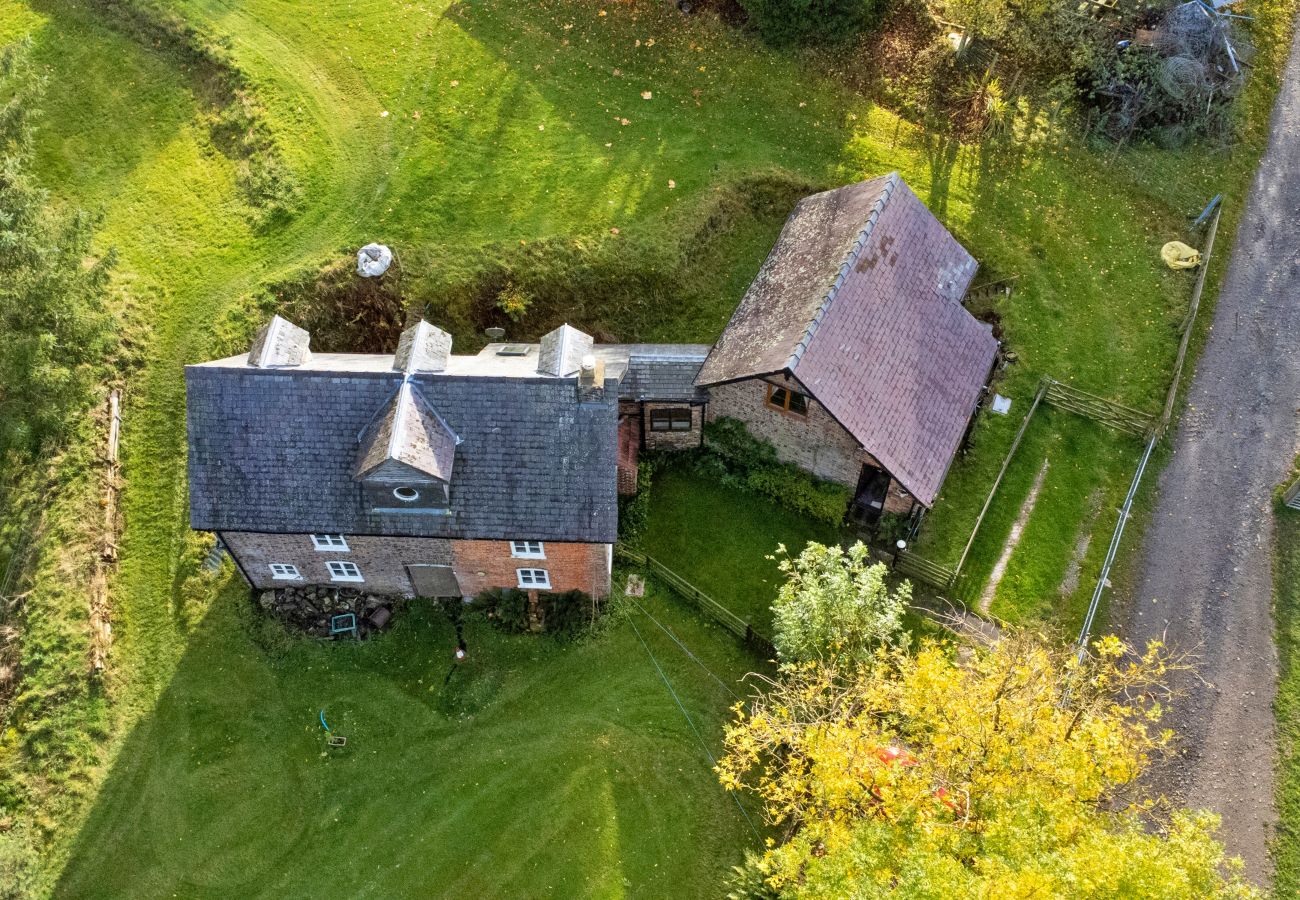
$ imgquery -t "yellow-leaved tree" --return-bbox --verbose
[718,633,1259,899]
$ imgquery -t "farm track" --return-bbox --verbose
[1116,14,1300,887]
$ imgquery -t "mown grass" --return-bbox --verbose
[0,0,1295,891]
[52,573,761,898]
[640,461,843,633]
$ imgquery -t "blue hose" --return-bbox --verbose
[319,709,330,732]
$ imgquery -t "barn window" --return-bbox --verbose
[766,384,809,416]
[649,408,693,432]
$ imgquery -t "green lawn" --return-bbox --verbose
[1,0,1296,891]
[53,573,762,897]
[1274,501,1300,896]
[640,462,843,633]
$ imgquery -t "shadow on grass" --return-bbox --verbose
[52,576,763,898]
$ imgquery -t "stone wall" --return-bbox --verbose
[221,531,454,595]
[642,402,704,451]
[450,539,612,598]
[704,373,876,486]
[704,374,918,517]
[223,531,614,598]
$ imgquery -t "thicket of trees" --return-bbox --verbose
[725,542,1259,898]
[0,41,116,467]
[721,633,1259,898]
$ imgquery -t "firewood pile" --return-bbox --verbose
[257,586,398,638]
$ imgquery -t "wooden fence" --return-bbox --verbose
[893,549,957,591]
[1043,379,1156,438]
[1160,207,1223,434]
[614,544,777,658]
[1283,476,1300,512]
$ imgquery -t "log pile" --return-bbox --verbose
[257,586,399,638]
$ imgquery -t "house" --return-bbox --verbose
[694,172,998,524]
[185,173,997,601]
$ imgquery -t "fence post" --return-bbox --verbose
[1159,206,1223,435]
[954,379,1048,580]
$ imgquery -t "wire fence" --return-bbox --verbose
[614,544,776,659]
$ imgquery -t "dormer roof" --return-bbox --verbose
[393,320,453,374]
[537,323,594,377]
[355,381,459,483]
[247,315,312,368]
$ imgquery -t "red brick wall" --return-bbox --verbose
[450,540,612,598]
[223,532,614,599]
[617,415,639,495]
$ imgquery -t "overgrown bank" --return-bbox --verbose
[1274,472,1300,895]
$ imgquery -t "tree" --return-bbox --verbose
[769,542,908,664]
[0,40,115,462]
[739,0,886,48]
[719,633,1260,899]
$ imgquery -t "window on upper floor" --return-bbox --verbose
[517,568,551,590]
[649,408,694,432]
[311,534,349,551]
[766,384,808,417]
[327,560,363,582]
[510,541,545,559]
[269,563,301,580]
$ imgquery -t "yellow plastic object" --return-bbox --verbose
[1161,241,1201,269]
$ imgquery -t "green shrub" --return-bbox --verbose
[770,541,909,664]
[740,0,886,47]
[745,465,851,525]
[701,418,851,525]
[618,454,668,546]
[470,587,600,636]
[470,587,532,632]
[540,589,599,637]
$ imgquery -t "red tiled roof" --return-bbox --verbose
[697,174,997,506]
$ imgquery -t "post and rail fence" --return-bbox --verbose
[1282,476,1300,512]
[614,543,777,659]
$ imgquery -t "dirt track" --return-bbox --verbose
[1116,18,1300,887]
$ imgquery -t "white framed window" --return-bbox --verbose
[327,560,364,582]
[516,568,551,590]
[269,563,301,581]
[311,534,349,551]
[510,540,545,559]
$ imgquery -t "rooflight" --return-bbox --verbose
[496,345,530,357]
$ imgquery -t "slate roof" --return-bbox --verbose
[354,381,458,481]
[393,321,453,374]
[538,323,594,376]
[247,315,312,368]
[695,174,997,506]
[186,364,619,541]
[609,344,711,403]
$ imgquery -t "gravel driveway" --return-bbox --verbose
[1115,18,1300,887]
